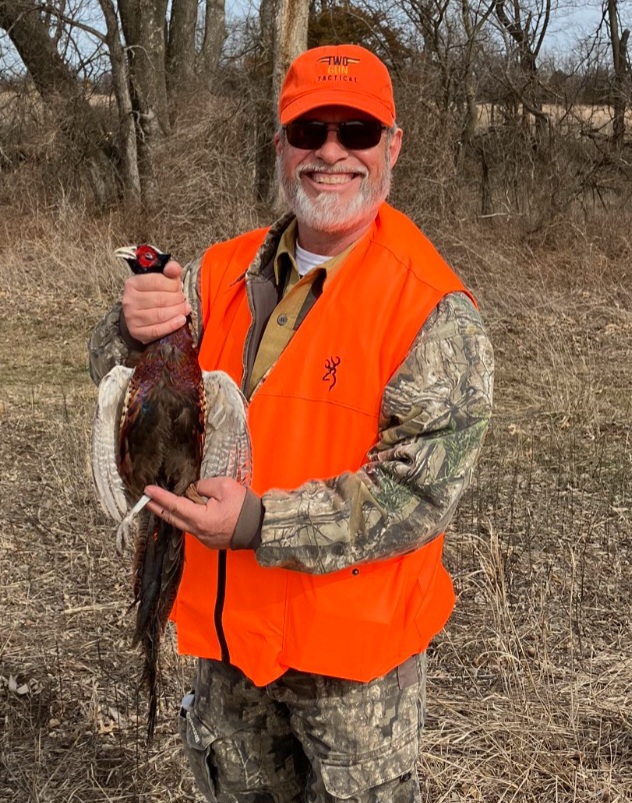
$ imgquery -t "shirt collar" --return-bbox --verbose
[273,219,299,286]
[273,219,362,289]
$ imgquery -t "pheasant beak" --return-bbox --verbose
[114,246,138,261]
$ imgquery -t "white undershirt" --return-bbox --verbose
[295,241,331,277]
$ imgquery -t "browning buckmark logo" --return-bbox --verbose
[317,55,361,83]
[322,356,341,390]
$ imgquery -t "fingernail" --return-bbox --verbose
[184,303,192,314]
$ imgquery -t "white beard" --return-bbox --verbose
[278,154,392,233]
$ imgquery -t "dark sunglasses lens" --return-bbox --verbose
[286,121,384,150]
[338,121,383,149]
[286,122,327,149]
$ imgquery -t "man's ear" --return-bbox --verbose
[274,131,283,156]
[389,128,403,169]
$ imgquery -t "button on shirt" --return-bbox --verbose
[248,220,356,396]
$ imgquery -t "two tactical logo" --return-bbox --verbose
[317,55,360,83]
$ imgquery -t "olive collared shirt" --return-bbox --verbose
[248,220,356,396]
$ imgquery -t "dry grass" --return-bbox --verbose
[1,116,632,802]
[416,222,632,801]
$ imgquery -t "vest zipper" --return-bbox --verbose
[214,550,230,663]
[210,273,258,666]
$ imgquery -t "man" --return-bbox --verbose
[89,44,493,803]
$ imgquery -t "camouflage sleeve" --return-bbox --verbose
[87,255,204,384]
[256,292,494,574]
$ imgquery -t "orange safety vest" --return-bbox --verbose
[171,202,468,685]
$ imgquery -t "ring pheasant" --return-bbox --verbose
[91,245,251,740]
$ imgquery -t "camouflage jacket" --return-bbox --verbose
[89,215,494,575]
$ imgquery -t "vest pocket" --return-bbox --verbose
[281,558,422,680]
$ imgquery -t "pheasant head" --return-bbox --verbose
[114,244,171,275]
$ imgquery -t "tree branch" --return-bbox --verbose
[38,4,107,44]
[3,2,108,44]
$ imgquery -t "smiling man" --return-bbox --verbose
[277,108,399,249]
[89,44,494,803]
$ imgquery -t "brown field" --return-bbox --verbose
[1,111,632,802]
[475,102,632,134]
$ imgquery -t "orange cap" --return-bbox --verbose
[279,45,395,126]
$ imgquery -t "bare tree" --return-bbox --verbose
[119,0,171,134]
[201,0,227,82]
[117,0,171,210]
[0,0,119,206]
[254,0,309,204]
[493,0,552,142]
[460,0,496,146]
[255,0,277,202]
[0,0,233,211]
[167,0,198,92]
[400,0,456,109]
[606,0,631,149]
[98,0,141,202]
[274,0,311,111]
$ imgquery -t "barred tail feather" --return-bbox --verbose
[131,513,184,741]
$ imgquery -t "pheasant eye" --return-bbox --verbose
[137,247,155,268]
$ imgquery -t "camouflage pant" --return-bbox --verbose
[178,655,426,803]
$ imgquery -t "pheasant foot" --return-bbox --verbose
[115,493,151,553]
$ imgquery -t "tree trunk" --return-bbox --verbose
[119,0,171,135]
[119,0,170,211]
[255,0,277,203]
[459,0,495,151]
[494,0,550,147]
[273,0,311,102]
[460,0,479,149]
[98,0,141,203]
[0,0,118,207]
[255,0,310,206]
[200,0,226,84]
[272,0,310,209]
[607,0,630,150]
[167,0,198,93]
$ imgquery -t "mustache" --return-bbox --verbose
[296,163,369,178]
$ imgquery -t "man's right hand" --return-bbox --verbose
[121,261,192,345]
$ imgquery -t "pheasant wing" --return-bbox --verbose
[201,371,252,486]
[91,364,133,523]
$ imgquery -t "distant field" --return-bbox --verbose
[1,87,631,132]
[475,102,632,133]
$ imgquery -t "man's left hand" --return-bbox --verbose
[145,477,247,550]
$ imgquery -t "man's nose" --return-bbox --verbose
[314,128,348,161]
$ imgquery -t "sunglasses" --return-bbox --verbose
[284,119,386,151]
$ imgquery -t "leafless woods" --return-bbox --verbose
[0,0,630,229]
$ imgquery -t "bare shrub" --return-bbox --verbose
[391,71,462,226]
[147,90,265,259]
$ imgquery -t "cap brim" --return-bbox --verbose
[280,90,394,126]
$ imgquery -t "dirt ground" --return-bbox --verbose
[1,209,631,802]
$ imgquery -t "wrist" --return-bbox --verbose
[119,309,147,351]
[231,488,264,550]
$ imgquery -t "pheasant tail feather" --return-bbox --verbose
[131,513,184,740]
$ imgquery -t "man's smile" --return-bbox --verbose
[301,169,364,190]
